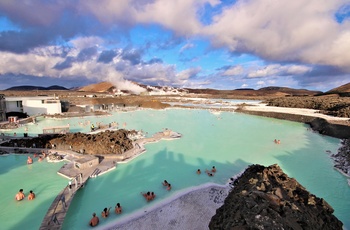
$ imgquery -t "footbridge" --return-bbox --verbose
[39,173,88,230]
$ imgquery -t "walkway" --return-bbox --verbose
[39,170,94,230]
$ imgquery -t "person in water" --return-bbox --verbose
[197,169,201,174]
[27,156,33,164]
[211,166,216,173]
[141,191,152,201]
[15,189,25,201]
[28,190,35,200]
[205,170,214,177]
[115,203,122,214]
[89,213,99,227]
[101,207,111,218]
[151,192,156,200]
[166,183,172,191]
[162,180,169,186]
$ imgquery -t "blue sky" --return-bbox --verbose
[0,0,349,93]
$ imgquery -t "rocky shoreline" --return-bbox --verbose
[265,96,350,118]
[332,139,350,177]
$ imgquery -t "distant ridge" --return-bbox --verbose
[4,82,326,97]
[186,86,320,97]
[258,86,322,96]
[326,82,350,96]
[6,85,68,91]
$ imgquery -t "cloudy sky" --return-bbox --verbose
[0,0,349,92]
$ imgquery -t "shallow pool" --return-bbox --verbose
[1,108,349,229]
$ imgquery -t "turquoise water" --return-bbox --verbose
[0,155,66,230]
[1,108,350,229]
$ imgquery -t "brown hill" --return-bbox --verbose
[78,81,116,92]
[258,86,322,96]
[326,82,350,95]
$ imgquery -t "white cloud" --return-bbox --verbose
[241,83,248,88]
[180,43,195,53]
[202,0,350,69]
[222,65,243,76]
[267,80,276,85]
[80,0,219,36]
[80,0,133,24]
[286,65,311,75]
[0,0,69,26]
[134,0,203,35]
[0,44,145,93]
[70,36,104,50]
[248,64,311,78]
[256,81,266,87]
[176,67,201,81]
[248,65,281,78]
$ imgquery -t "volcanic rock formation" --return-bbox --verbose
[1,129,136,155]
[209,164,343,230]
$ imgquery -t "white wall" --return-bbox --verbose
[5,97,62,116]
[23,99,61,115]
[5,101,22,113]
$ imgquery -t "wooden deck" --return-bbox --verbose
[39,169,95,230]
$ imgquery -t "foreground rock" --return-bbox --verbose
[332,139,350,177]
[209,164,343,230]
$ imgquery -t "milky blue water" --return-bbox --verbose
[0,155,66,230]
[1,108,349,230]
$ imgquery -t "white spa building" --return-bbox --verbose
[4,96,62,116]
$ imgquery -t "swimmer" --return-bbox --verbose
[151,192,156,200]
[162,180,169,186]
[15,189,25,201]
[101,207,111,218]
[141,191,152,201]
[38,156,42,162]
[211,166,216,173]
[27,156,33,164]
[28,190,35,200]
[89,213,99,227]
[166,183,172,191]
[205,170,214,177]
[115,203,122,214]
[277,140,281,144]
[196,169,201,174]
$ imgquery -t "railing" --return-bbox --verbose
[47,186,69,226]
[46,173,83,227]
